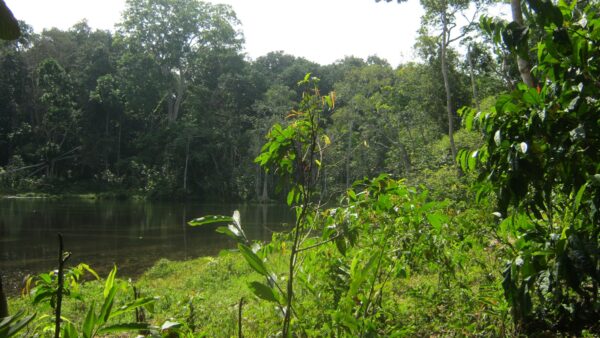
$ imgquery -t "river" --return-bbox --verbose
[0,198,292,294]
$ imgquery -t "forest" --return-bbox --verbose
[1,0,599,336]
[0,0,501,201]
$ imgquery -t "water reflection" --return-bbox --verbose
[0,199,292,293]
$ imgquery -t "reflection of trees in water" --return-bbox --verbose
[181,205,188,260]
[0,200,292,291]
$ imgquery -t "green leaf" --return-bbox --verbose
[298,72,311,85]
[161,320,182,331]
[188,215,234,227]
[109,296,156,319]
[238,243,269,276]
[80,264,100,280]
[347,189,357,201]
[32,290,54,305]
[457,149,469,172]
[0,312,35,337]
[97,323,151,334]
[287,187,296,206]
[573,182,587,212]
[350,250,380,296]
[99,285,117,325]
[39,273,52,284]
[104,266,117,298]
[248,281,279,303]
[82,302,96,338]
[522,88,539,106]
[335,236,347,256]
[465,110,474,131]
[215,226,240,241]
[459,106,475,131]
[469,151,478,171]
[427,213,447,231]
[61,321,78,338]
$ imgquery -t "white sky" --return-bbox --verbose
[5,0,425,67]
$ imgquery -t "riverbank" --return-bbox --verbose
[7,246,512,336]
[0,191,143,200]
[7,252,281,336]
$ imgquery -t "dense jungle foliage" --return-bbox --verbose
[0,0,504,200]
[1,0,599,336]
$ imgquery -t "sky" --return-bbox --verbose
[5,0,426,67]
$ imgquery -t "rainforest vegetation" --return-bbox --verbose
[1,0,599,336]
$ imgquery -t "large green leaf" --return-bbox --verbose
[248,281,279,303]
[0,311,35,337]
[61,321,78,338]
[238,243,269,277]
[103,266,117,298]
[188,215,234,226]
[109,296,156,319]
[82,302,96,338]
[99,284,117,325]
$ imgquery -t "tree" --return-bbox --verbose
[421,0,486,168]
[463,1,600,332]
[118,0,243,122]
[509,0,534,87]
[330,62,396,189]
[379,0,488,171]
[35,59,79,177]
[0,22,32,166]
[86,74,124,173]
[250,84,297,201]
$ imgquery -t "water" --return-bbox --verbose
[0,198,292,294]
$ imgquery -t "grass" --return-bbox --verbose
[136,253,281,336]
[7,239,512,336]
[8,251,285,336]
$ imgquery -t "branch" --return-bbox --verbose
[297,233,342,253]
[0,162,46,176]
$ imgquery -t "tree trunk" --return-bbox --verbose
[440,11,458,165]
[467,45,481,112]
[105,109,110,171]
[255,164,261,200]
[183,136,190,192]
[261,172,269,202]
[321,166,328,197]
[116,120,122,176]
[0,276,8,318]
[346,120,354,189]
[399,142,411,174]
[168,70,186,122]
[511,0,535,88]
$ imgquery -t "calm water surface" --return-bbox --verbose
[0,198,292,294]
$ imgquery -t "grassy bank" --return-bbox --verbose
[4,176,520,336]
[8,245,511,337]
[7,252,282,336]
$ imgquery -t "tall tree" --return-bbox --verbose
[118,0,243,122]
[35,59,79,177]
[378,0,487,170]
[509,0,534,87]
